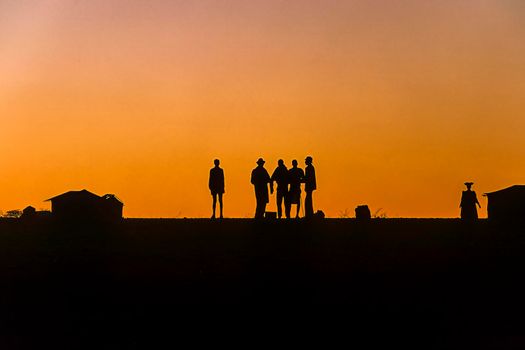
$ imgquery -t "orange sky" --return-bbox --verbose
[1,1,525,218]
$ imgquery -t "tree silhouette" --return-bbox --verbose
[4,209,22,218]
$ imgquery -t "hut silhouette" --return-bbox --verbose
[484,185,525,222]
[46,189,123,221]
[21,206,36,219]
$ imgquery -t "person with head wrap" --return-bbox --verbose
[271,159,289,219]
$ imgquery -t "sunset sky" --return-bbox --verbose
[1,1,524,218]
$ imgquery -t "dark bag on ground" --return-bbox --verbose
[265,211,277,220]
[355,205,371,221]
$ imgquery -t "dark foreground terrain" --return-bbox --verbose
[1,218,525,348]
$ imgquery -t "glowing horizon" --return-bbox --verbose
[1,1,524,218]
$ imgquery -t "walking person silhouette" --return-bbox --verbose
[303,156,317,218]
[209,159,224,219]
[271,159,289,219]
[251,158,273,219]
[286,159,304,219]
[460,182,480,220]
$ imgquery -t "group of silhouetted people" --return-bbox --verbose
[208,157,317,219]
[251,156,317,219]
[210,159,481,220]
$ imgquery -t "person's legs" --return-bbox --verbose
[305,191,314,217]
[276,191,283,218]
[262,203,267,218]
[257,202,267,218]
[284,196,291,219]
[255,198,265,218]
[212,193,217,218]
[296,201,301,219]
[218,193,223,218]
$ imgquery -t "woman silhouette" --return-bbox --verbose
[460,182,481,220]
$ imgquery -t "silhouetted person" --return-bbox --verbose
[209,159,224,219]
[271,159,289,219]
[303,156,317,218]
[286,159,304,218]
[460,182,480,220]
[251,158,273,219]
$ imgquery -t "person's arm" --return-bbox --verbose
[266,171,273,194]
[475,193,481,208]
[270,170,277,189]
[208,170,213,191]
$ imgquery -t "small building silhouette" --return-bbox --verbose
[101,194,124,220]
[21,206,51,220]
[484,185,525,221]
[21,206,36,218]
[46,189,123,221]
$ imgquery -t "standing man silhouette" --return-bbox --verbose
[460,182,480,220]
[271,159,289,219]
[303,156,317,218]
[287,159,304,219]
[251,158,273,219]
[209,159,224,219]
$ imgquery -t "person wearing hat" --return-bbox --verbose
[460,182,481,220]
[251,158,273,219]
[209,159,225,219]
[303,156,317,218]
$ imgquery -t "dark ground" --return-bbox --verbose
[1,218,525,348]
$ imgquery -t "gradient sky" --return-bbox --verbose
[1,0,524,218]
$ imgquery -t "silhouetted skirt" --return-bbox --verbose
[461,205,478,220]
[288,187,301,204]
[460,191,478,220]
